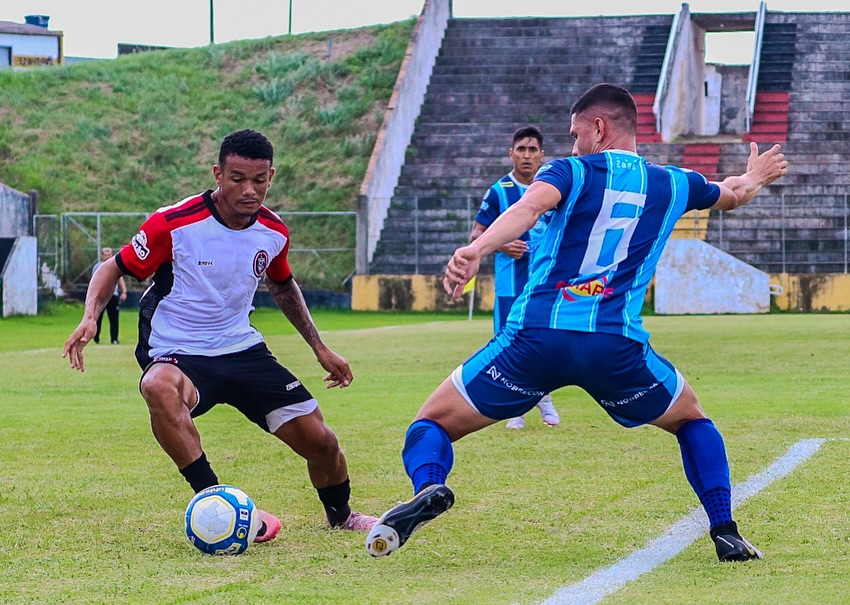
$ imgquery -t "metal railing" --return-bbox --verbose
[653,6,685,135]
[35,211,357,293]
[745,1,768,132]
[367,195,489,275]
[372,192,850,277]
[676,193,850,274]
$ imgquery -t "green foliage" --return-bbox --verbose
[1,313,849,604]
[0,19,415,217]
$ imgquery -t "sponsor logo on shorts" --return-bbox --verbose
[153,356,178,364]
[285,379,302,391]
[131,230,150,260]
[485,365,544,398]
[599,382,659,408]
[556,277,614,301]
[253,250,270,277]
[197,260,214,266]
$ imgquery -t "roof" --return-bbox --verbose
[0,20,62,37]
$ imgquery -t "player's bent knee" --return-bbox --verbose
[140,367,192,413]
[309,427,341,460]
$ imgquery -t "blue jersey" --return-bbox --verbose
[475,173,550,297]
[506,151,720,343]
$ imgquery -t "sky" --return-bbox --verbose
[1,0,847,60]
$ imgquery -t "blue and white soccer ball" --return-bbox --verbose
[185,484,260,555]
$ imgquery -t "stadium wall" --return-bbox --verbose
[356,0,451,274]
[352,274,494,311]
[0,182,32,237]
[771,273,850,312]
[352,271,850,313]
[0,236,37,316]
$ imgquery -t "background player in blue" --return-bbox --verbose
[366,84,788,562]
[471,126,560,429]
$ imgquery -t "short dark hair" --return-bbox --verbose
[570,84,637,132]
[511,126,544,148]
[218,129,274,167]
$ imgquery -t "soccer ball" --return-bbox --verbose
[185,484,260,555]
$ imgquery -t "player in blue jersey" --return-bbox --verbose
[471,126,560,429]
[366,84,788,562]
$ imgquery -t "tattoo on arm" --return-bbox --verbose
[266,277,323,350]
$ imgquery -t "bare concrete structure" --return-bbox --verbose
[353,3,850,311]
[0,183,37,315]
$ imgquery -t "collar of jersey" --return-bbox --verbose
[203,189,260,230]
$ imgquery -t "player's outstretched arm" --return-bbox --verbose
[713,142,788,211]
[444,181,560,298]
[470,220,528,259]
[266,276,353,388]
[62,257,125,372]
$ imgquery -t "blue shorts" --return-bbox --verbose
[493,295,517,334]
[451,327,683,427]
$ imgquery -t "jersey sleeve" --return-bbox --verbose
[265,227,293,283]
[533,159,574,203]
[474,186,501,228]
[115,212,173,281]
[684,170,722,211]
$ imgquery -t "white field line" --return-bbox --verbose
[539,438,827,605]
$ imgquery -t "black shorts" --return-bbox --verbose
[140,343,316,432]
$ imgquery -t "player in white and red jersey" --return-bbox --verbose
[64,130,377,541]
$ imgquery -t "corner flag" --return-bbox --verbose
[463,276,477,321]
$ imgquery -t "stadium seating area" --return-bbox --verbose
[368,10,850,276]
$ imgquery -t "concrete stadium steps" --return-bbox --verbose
[681,144,721,181]
[634,93,662,143]
[724,12,850,272]
[745,92,790,142]
[368,14,671,274]
[369,11,849,276]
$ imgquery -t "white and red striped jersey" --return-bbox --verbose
[116,190,291,360]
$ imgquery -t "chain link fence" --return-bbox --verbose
[34,211,357,294]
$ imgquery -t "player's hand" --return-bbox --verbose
[119,292,128,303]
[62,319,97,372]
[444,245,482,299]
[498,239,528,259]
[747,142,788,186]
[316,347,353,389]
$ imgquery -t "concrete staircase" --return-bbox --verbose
[705,12,850,274]
[368,15,672,275]
[368,11,850,276]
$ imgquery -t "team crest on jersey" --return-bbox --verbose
[556,277,614,301]
[131,230,150,260]
[536,163,553,176]
[253,250,270,277]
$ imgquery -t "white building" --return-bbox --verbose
[0,15,63,69]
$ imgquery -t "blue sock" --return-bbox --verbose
[402,419,454,494]
[676,418,733,529]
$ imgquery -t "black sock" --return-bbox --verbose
[179,452,219,493]
[256,520,268,537]
[710,520,740,540]
[317,478,352,527]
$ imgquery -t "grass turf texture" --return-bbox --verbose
[1,310,848,604]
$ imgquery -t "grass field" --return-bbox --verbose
[1,306,848,604]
